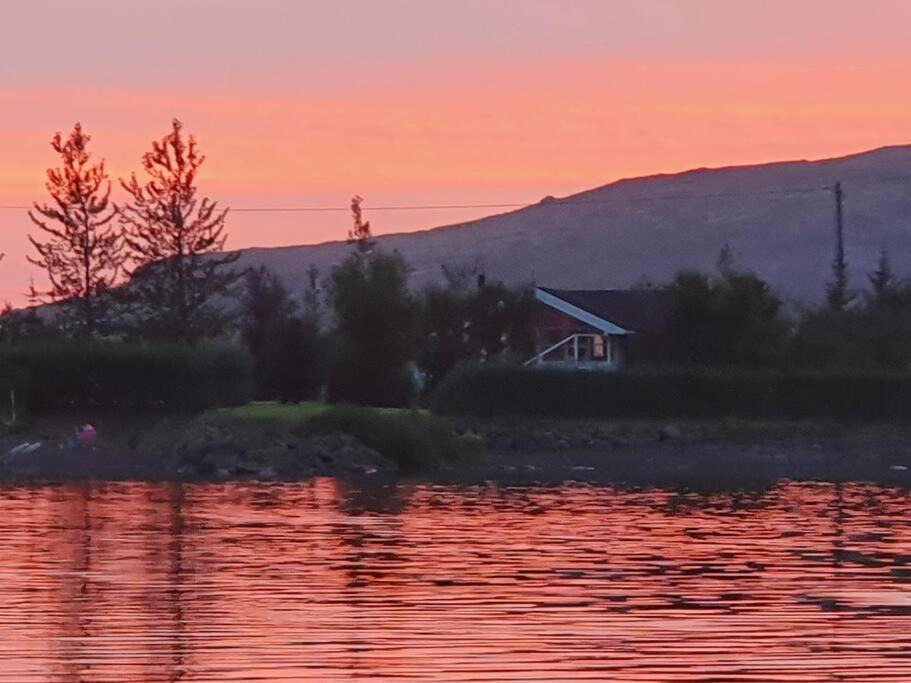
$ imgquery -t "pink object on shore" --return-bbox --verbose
[76,424,96,447]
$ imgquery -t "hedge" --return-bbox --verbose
[0,342,254,414]
[429,364,911,420]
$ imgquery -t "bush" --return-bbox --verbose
[301,405,473,471]
[429,363,911,420]
[0,341,254,413]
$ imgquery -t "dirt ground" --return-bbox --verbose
[2,414,911,487]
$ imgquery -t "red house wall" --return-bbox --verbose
[533,304,599,346]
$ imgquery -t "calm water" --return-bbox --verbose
[0,480,909,682]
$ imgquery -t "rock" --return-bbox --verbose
[190,446,245,475]
[658,424,683,441]
[173,425,397,480]
[296,433,396,475]
[344,462,379,475]
[9,442,41,456]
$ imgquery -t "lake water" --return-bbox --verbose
[0,480,909,682]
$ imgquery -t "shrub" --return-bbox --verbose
[429,363,911,420]
[301,405,473,471]
[0,341,253,413]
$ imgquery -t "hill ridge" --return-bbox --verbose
[227,144,911,304]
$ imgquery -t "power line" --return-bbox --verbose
[231,202,527,213]
[0,186,832,214]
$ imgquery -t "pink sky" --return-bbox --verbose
[2,0,911,305]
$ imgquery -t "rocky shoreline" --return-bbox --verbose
[2,415,911,487]
[0,417,399,482]
[446,417,911,486]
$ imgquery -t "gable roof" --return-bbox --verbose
[536,287,674,336]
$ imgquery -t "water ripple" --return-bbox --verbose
[0,480,908,681]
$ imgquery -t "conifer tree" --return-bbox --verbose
[826,252,851,312]
[868,248,895,303]
[118,119,238,341]
[27,123,124,336]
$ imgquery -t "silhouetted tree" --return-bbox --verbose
[868,248,896,304]
[118,119,238,341]
[468,278,536,361]
[241,267,297,395]
[329,200,415,405]
[716,242,735,277]
[274,317,327,402]
[0,304,55,344]
[239,267,328,401]
[27,123,124,336]
[665,248,790,366]
[826,234,852,313]
[417,271,536,386]
[302,264,323,321]
[347,195,375,254]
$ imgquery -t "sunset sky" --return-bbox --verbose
[2,0,911,304]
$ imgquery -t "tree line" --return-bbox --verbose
[5,120,911,409]
[656,244,911,371]
[0,121,538,406]
[239,201,537,406]
[18,120,236,341]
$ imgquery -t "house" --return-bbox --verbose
[526,287,674,370]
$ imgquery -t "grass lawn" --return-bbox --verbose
[214,401,331,426]
[214,401,426,426]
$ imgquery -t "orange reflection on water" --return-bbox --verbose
[0,480,908,681]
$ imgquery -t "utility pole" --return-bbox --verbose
[826,182,850,312]
[835,182,845,274]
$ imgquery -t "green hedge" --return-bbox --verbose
[0,342,254,413]
[429,364,911,420]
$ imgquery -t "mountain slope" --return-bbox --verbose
[230,145,911,303]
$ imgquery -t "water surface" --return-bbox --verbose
[0,480,909,681]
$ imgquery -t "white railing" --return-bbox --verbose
[524,333,613,367]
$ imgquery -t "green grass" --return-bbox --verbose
[215,401,426,425]
[210,401,479,472]
[215,401,330,426]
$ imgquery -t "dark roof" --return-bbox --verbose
[538,287,674,334]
